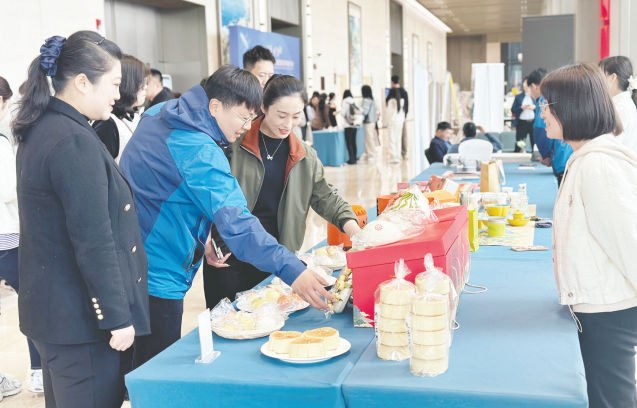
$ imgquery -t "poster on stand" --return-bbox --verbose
[471,63,505,133]
[228,26,301,80]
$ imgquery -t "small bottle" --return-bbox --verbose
[518,183,527,198]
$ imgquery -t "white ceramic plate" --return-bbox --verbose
[236,300,310,313]
[212,321,285,340]
[260,338,351,364]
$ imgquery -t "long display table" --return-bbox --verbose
[126,162,587,407]
[312,127,365,166]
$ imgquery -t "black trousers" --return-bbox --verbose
[33,339,126,408]
[345,127,358,164]
[515,120,534,152]
[575,307,637,408]
[134,295,183,368]
[203,254,271,310]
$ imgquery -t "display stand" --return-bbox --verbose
[195,350,221,364]
[194,309,220,364]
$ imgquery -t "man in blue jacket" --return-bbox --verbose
[120,65,334,365]
[528,69,572,187]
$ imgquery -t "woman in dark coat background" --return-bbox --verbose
[11,31,150,408]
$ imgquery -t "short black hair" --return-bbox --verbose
[262,74,308,110]
[437,121,452,131]
[243,45,276,71]
[114,55,150,117]
[311,91,320,99]
[201,64,262,112]
[391,75,399,84]
[361,85,373,99]
[523,76,528,83]
[527,69,545,87]
[541,62,622,141]
[343,90,353,99]
[463,122,477,137]
[150,69,163,81]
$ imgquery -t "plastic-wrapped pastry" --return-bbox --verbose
[374,260,417,361]
[289,338,327,358]
[268,331,303,354]
[303,327,340,351]
[410,356,449,376]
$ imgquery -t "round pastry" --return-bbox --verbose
[410,293,447,316]
[377,344,410,361]
[379,280,416,305]
[379,303,409,320]
[408,313,448,331]
[289,338,327,358]
[411,328,449,346]
[376,316,407,332]
[267,331,303,354]
[277,294,300,311]
[410,356,449,376]
[303,327,340,351]
[378,330,408,347]
[412,343,448,360]
[415,273,451,295]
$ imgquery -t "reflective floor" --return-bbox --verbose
[0,127,417,407]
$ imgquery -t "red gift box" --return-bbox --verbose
[348,206,469,327]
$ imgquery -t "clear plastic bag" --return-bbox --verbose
[311,244,347,268]
[325,266,353,319]
[406,292,450,377]
[236,285,309,313]
[352,186,439,248]
[374,259,417,361]
[210,297,288,332]
[414,254,458,343]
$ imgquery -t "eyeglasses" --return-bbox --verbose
[223,102,257,127]
[539,101,557,113]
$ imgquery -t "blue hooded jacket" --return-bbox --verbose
[533,96,573,176]
[120,85,306,300]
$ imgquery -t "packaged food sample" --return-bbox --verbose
[374,260,417,361]
[352,186,438,248]
[236,285,309,314]
[210,298,288,340]
[326,266,353,318]
[407,292,450,377]
[311,244,347,269]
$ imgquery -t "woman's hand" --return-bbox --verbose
[343,219,362,237]
[205,233,231,268]
[110,325,135,351]
[291,269,336,310]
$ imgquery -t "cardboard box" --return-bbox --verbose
[348,206,469,327]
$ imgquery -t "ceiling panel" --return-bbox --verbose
[417,0,543,36]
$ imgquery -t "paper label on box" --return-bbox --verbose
[198,309,214,358]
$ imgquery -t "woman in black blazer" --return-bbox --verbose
[12,31,150,408]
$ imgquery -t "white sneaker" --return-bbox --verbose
[28,369,43,393]
[0,373,22,397]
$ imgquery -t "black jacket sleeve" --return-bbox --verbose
[49,134,132,331]
[93,118,119,159]
[401,88,409,115]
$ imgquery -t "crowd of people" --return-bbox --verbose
[1,28,637,408]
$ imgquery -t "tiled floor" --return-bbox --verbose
[0,128,416,407]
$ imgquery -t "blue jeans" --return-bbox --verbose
[0,247,42,370]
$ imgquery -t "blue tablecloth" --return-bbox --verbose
[313,127,365,166]
[126,272,376,408]
[342,163,588,408]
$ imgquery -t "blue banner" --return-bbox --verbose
[228,25,301,80]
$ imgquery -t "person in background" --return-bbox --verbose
[203,75,360,308]
[530,68,573,187]
[146,68,174,108]
[120,65,335,368]
[427,121,454,163]
[386,75,409,159]
[0,77,25,402]
[449,123,503,154]
[311,92,329,131]
[93,54,149,162]
[243,45,275,89]
[543,62,637,408]
[361,85,379,162]
[341,90,360,164]
[303,91,320,141]
[511,77,535,152]
[328,92,338,127]
[600,56,637,154]
[386,88,405,163]
[11,31,150,408]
